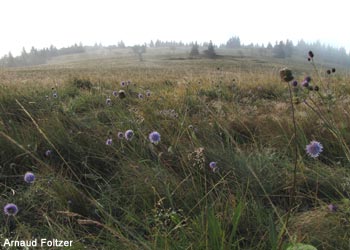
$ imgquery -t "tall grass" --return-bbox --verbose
[1,51,350,249]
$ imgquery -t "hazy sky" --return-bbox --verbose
[1,0,349,57]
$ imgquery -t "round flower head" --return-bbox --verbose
[146,90,151,97]
[302,80,309,88]
[53,92,58,98]
[106,97,111,105]
[332,68,336,73]
[112,90,118,96]
[127,80,131,86]
[149,131,161,144]
[328,204,338,212]
[306,140,323,158]
[308,50,314,58]
[4,203,18,216]
[24,172,35,184]
[117,132,124,139]
[138,93,144,99]
[304,76,312,83]
[326,69,331,75]
[292,80,298,87]
[106,138,113,145]
[125,130,134,141]
[120,81,126,87]
[45,149,52,157]
[209,162,217,169]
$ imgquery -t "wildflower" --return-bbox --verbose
[125,130,134,141]
[292,80,298,87]
[106,97,111,105]
[279,68,294,82]
[53,92,58,98]
[106,138,112,145]
[314,86,319,91]
[24,172,35,184]
[112,91,118,96]
[209,161,219,172]
[304,76,312,83]
[326,69,331,75]
[307,58,311,61]
[118,90,126,99]
[120,81,126,87]
[306,140,323,158]
[4,203,18,216]
[209,161,217,169]
[146,90,151,97]
[149,131,161,144]
[127,80,131,85]
[308,51,314,58]
[328,204,338,212]
[302,80,309,88]
[45,149,52,157]
[117,132,124,139]
[332,68,336,73]
[138,93,144,99]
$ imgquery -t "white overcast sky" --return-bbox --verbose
[0,0,349,56]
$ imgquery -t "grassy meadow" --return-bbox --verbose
[1,47,350,250]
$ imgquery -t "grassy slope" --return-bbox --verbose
[1,48,350,249]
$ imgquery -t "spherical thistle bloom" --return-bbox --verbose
[304,76,312,83]
[328,204,338,212]
[326,69,331,75]
[105,138,113,145]
[106,97,112,105]
[279,68,294,82]
[308,50,314,58]
[138,93,144,99]
[4,203,18,216]
[307,58,311,61]
[127,80,131,86]
[45,149,52,157]
[301,80,309,88]
[112,90,118,96]
[306,140,323,158]
[24,172,36,184]
[118,90,126,99]
[332,68,336,73]
[292,80,298,87]
[125,129,134,141]
[53,92,58,98]
[149,131,161,144]
[120,81,126,87]
[146,90,151,97]
[117,132,124,139]
[209,161,217,169]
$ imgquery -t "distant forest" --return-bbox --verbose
[1,36,350,67]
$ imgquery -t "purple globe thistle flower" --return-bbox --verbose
[53,92,58,98]
[127,80,131,86]
[138,93,144,99]
[146,90,151,97]
[328,204,338,212]
[45,149,52,157]
[120,81,126,87]
[125,130,134,141]
[106,97,112,105]
[209,161,217,169]
[117,132,124,139]
[4,203,18,216]
[306,140,323,158]
[149,131,161,144]
[332,68,336,73]
[112,90,118,96]
[24,172,35,184]
[304,76,312,83]
[105,138,113,145]
[302,80,309,88]
[292,80,298,87]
